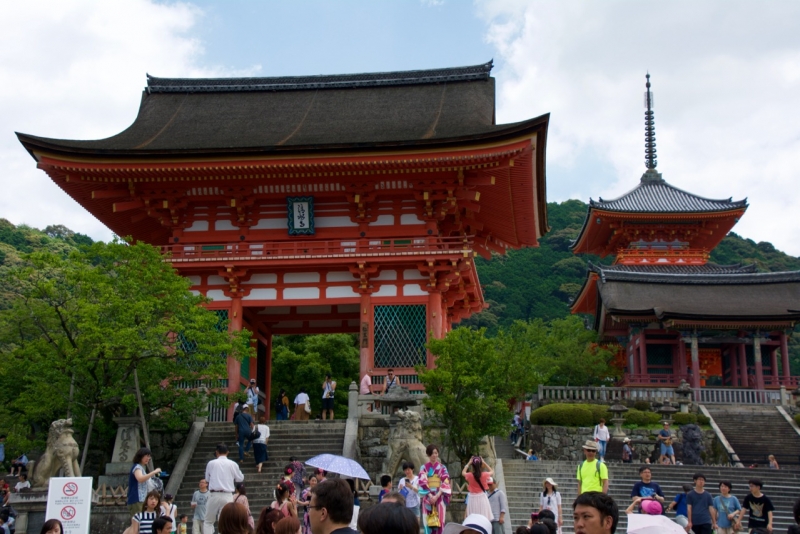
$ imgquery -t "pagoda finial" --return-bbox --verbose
[641,73,663,183]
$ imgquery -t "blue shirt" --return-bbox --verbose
[687,490,714,525]
[631,481,664,499]
[673,493,688,516]
[713,495,741,528]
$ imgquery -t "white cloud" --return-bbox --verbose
[478,0,800,256]
[0,0,258,241]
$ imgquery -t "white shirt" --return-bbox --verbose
[204,455,244,492]
[247,386,259,405]
[253,424,270,445]
[294,392,309,405]
[398,475,420,508]
[540,491,562,522]
[594,425,610,441]
[322,380,336,399]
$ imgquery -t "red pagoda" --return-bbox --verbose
[17,62,550,415]
[571,75,800,392]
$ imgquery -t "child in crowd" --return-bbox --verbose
[397,462,420,515]
[178,514,188,534]
[378,475,392,502]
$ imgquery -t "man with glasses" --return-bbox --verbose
[308,479,357,534]
[576,441,608,495]
[383,369,398,395]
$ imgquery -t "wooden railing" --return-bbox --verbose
[763,376,800,388]
[538,385,680,403]
[625,374,690,386]
[162,236,472,262]
[695,388,782,405]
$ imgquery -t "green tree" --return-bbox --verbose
[0,239,251,455]
[417,327,546,464]
[271,334,360,418]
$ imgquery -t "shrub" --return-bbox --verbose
[633,400,651,412]
[672,413,698,425]
[531,403,598,427]
[794,413,800,427]
[588,404,612,423]
[623,409,661,426]
[697,414,710,425]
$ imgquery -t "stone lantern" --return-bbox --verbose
[608,403,629,438]
[676,380,693,413]
[658,400,677,424]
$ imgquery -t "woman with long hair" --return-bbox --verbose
[160,493,177,533]
[218,502,252,534]
[461,455,494,521]
[271,481,298,518]
[274,516,301,534]
[255,507,284,534]
[419,444,451,534]
[128,490,163,534]
[538,478,562,534]
[234,483,255,530]
[126,448,162,518]
[40,519,63,534]
[253,417,270,473]
[298,475,318,534]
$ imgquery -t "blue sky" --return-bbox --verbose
[1,1,798,254]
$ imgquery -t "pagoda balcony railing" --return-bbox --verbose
[162,236,473,263]
[623,373,691,386]
[763,375,800,388]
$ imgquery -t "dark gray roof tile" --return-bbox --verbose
[590,179,747,213]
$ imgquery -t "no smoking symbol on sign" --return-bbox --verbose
[60,506,76,520]
[63,482,78,496]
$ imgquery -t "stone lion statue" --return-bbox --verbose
[383,409,429,477]
[32,418,81,488]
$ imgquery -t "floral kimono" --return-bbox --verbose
[419,461,451,534]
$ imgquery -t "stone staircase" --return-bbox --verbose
[172,420,346,524]
[704,405,800,466]
[504,459,800,533]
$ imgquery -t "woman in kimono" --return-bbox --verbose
[418,444,451,534]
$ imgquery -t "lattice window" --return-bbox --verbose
[646,344,673,374]
[373,305,427,368]
[177,310,229,369]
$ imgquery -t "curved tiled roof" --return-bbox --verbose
[147,61,494,93]
[590,176,747,213]
[589,262,758,277]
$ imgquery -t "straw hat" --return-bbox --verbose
[442,514,492,534]
[582,440,599,451]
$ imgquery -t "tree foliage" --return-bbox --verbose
[0,239,251,456]
[419,317,615,463]
[270,334,360,418]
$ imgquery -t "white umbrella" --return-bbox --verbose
[626,514,686,534]
[305,454,371,480]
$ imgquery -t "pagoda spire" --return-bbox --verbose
[641,73,664,183]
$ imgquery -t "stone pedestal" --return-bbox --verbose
[99,416,142,488]
[8,490,48,534]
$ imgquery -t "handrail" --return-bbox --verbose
[162,236,473,262]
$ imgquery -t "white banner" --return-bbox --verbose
[46,477,93,534]
[292,201,310,230]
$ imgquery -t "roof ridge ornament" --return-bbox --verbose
[641,73,664,184]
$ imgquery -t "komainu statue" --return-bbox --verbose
[383,409,429,477]
[32,418,81,488]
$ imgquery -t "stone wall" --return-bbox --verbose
[530,425,728,464]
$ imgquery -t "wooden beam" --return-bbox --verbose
[113,199,145,212]
[91,189,130,199]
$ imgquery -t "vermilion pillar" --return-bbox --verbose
[225,297,244,420]
[678,339,687,380]
[427,291,443,369]
[359,292,373,378]
[729,347,739,387]
[738,344,748,387]
[781,332,791,379]
[638,334,648,379]
[770,346,779,385]
[264,330,273,420]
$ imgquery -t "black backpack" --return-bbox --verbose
[275,395,284,413]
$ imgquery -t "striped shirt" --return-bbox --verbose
[134,510,162,534]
